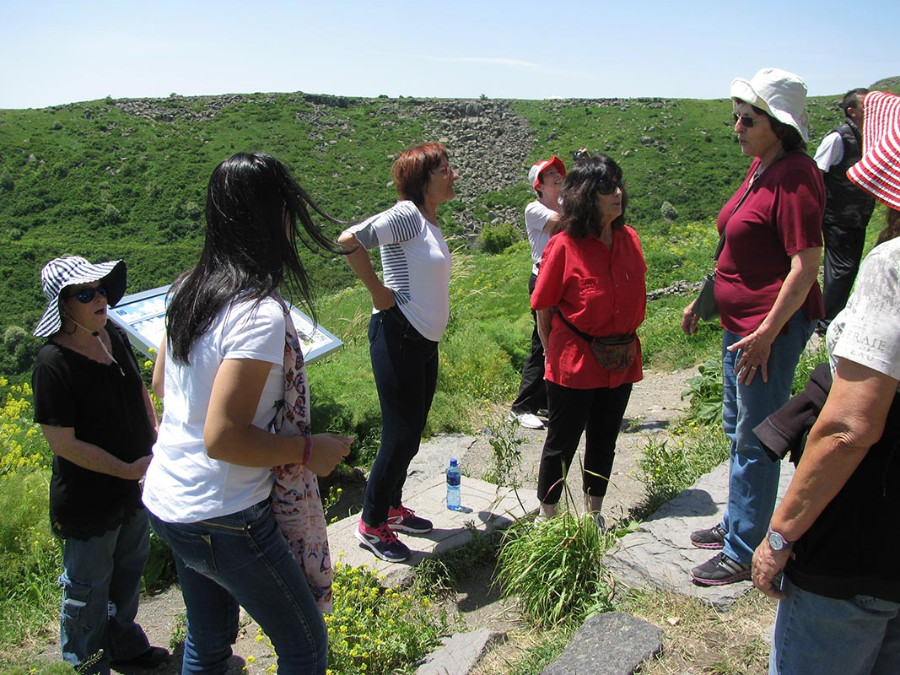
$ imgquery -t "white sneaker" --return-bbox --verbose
[511,412,544,429]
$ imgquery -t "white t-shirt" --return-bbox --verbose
[814,131,844,172]
[347,200,451,342]
[525,200,558,275]
[827,236,900,383]
[143,296,286,523]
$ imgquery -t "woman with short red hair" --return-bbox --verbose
[338,143,458,563]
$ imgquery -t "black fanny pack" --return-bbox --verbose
[557,312,636,372]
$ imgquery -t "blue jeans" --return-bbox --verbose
[363,307,439,526]
[148,500,327,674]
[59,508,151,675]
[770,577,900,674]
[720,310,814,565]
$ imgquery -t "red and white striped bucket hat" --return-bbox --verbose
[847,91,900,210]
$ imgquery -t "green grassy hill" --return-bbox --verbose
[0,84,895,375]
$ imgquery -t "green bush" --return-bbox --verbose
[324,563,450,674]
[480,222,521,254]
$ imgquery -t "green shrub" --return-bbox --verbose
[496,514,614,628]
[324,563,450,674]
[480,222,521,254]
[636,422,728,517]
[681,357,723,427]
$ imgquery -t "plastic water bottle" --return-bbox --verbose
[446,458,462,511]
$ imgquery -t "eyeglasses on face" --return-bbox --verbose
[431,164,453,176]
[733,112,760,128]
[66,285,108,304]
[597,178,624,195]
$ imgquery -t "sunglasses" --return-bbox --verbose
[733,112,760,128]
[597,178,624,195]
[66,285,108,304]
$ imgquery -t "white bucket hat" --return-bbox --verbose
[33,256,127,337]
[730,67,809,142]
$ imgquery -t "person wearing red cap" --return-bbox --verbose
[509,156,566,430]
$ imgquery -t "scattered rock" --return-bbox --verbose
[540,612,662,675]
[416,629,506,675]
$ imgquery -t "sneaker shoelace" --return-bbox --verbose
[371,523,400,543]
[395,505,415,520]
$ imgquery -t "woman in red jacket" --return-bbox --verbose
[531,153,647,527]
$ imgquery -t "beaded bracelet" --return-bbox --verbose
[301,429,313,465]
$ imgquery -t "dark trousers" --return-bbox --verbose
[536,380,633,504]
[822,223,867,325]
[362,307,439,526]
[511,273,548,415]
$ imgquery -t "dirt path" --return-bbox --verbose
[462,367,695,523]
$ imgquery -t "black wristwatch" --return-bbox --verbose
[767,529,793,552]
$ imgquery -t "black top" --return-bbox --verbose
[786,391,900,602]
[32,323,155,539]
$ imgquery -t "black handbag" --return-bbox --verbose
[694,273,718,321]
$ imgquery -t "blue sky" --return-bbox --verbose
[2,0,898,109]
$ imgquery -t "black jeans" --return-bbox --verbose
[511,273,548,415]
[822,223,867,325]
[537,380,632,504]
[362,307,439,526]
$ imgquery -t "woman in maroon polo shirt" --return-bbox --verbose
[531,153,647,528]
[682,68,824,586]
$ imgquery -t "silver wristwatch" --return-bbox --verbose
[767,530,793,552]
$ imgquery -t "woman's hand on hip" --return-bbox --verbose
[371,285,397,311]
[728,330,774,385]
[681,302,700,335]
[307,433,353,477]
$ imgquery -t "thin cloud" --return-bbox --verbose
[423,55,587,79]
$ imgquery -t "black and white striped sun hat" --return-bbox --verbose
[33,256,127,337]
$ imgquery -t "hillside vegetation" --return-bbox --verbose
[1,87,884,364]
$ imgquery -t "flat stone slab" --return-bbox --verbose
[328,473,539,587]
[604,461,795,606]
[541,612,662,675]
[415,629,506,675]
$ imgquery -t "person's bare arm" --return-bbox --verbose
[752,358,898,598]
[203,358,351,475]
[536,308,553,352]
[151,337,166,400]
[41,425,151,480]
[337,231,395,310]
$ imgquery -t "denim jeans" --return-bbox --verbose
[770,577,900,674]
[148,499,327,674]
[720,309,814,565]
[59,508,151,675]
[537,381,632,504]
[362,307,439,526]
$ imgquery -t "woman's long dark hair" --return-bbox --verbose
[167,152,344,364]
[559,153,628,237]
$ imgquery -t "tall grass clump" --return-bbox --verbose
[496,514,614,629]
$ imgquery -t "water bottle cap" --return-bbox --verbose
[450,458,458,465]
